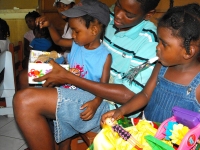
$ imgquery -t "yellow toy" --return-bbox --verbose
[92,118,158,150]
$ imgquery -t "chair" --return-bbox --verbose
[9,41,23,89]
[0,51,15,117]
[70,132,97,150]
[80,132,97,147]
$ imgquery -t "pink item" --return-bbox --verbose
[155,107,200,150]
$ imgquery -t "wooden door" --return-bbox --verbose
[38,0,66,36]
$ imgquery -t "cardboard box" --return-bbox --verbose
[28,50,69,84]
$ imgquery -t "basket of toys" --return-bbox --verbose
[88,107,200,150]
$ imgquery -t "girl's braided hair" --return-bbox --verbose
[158,3,200,54]
[0,18,10,39]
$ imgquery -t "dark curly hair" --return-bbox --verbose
[136,0,160,13]
[158,3,200,54]
[0,18,10,40]
[78,14,106,40]
[25,11,40,20]
[34,25,50,39]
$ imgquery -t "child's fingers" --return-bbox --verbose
[80,109,93,120]
[33,75,47,82]
[80,103,87,110]
[49,59,61,69]
[101,111,114,124]
[112,110,123,120]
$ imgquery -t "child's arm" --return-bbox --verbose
[35,16,73,48]
[80,54,112,120]
[100,63,161,125]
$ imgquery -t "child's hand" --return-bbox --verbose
[35,16,51,28]
[80,98,101,121]
[100,109,123,127]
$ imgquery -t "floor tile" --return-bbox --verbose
[0,115,14,128]
[0,118,24,139]
[18,143,28,150]
[0,136,25,150]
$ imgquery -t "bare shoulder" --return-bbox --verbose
[196,64,200,103]
[196,85,200,103]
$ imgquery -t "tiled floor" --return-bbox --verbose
[0,115,88,150]
[0,115,28,150]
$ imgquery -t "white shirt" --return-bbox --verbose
[24,30,35,42]
[0,39,10,53]
[62,22,72,39]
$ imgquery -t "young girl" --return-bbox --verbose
[0,18,10,53]
[101,2,200,125]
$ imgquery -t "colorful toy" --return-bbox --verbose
[28,69,44,78]
[105,118,144,149]
[155,106,200,150]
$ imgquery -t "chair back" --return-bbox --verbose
[0,51,15,116]
[9,41,23,88]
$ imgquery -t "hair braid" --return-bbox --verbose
[0,18,10,39]
[158,3,200,54]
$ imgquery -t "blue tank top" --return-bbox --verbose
[144,66,200,123]
[66,42,110,90]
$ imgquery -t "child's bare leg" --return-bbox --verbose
[59,138,72,150]
[13,87,58,150]
[18,69,29,90]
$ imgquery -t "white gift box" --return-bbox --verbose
[28,50,69,84]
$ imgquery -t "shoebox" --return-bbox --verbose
[28,50,69,84]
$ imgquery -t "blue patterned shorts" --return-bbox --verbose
[54,87,110,143]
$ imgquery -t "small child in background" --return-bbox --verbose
[23,11,41,69]
[0,18,10,53]
[29,26,52,51]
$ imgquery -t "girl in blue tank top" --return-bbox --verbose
[101,3,200,124]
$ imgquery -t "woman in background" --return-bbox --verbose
[0,18,10,53]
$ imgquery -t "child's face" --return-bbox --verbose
[56,2,72,20]
[114,0,146,31]
[25,17,36,30]
[156,27,185,66]
[69,18,95,47]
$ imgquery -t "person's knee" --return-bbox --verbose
[13,88,34,112]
